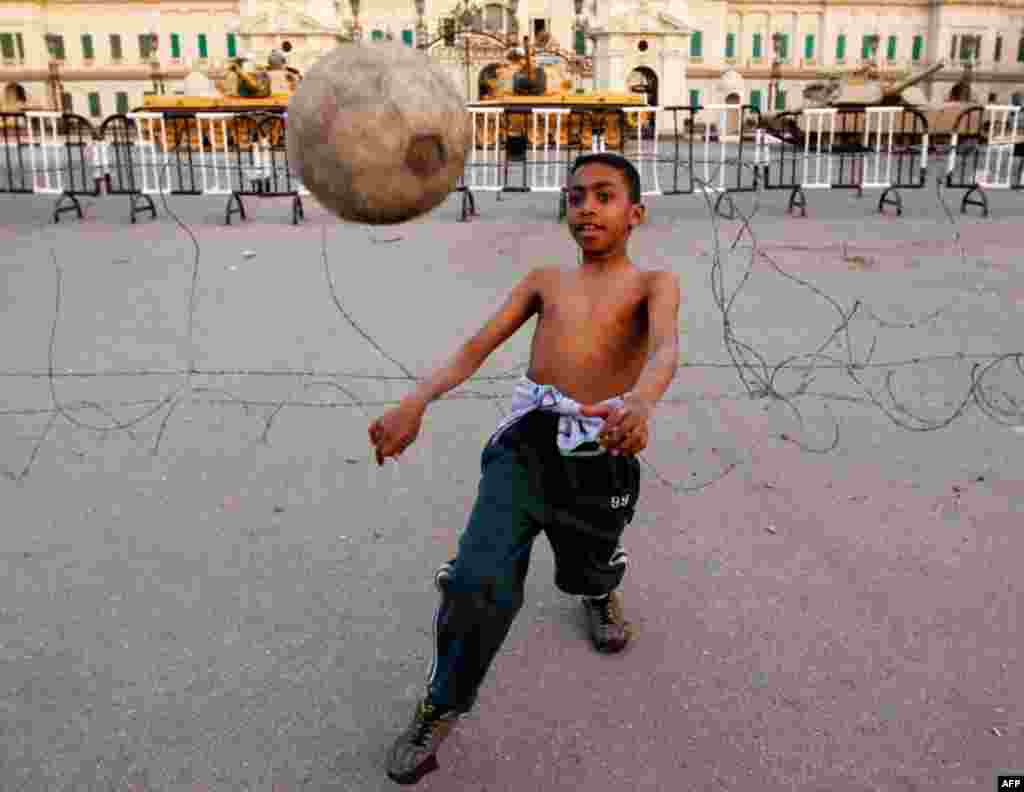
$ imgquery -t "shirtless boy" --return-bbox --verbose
[369,152,681,785]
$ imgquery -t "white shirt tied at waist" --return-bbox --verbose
[486,377,626,457]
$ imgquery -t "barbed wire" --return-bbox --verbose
[1,146,1022,491]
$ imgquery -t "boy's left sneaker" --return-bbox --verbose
[582,590,631,653]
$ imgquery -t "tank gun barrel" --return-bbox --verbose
[886,60,945,95]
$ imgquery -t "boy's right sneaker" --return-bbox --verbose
[386,696,461,785]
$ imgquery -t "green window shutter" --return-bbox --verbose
[861,35,871,60]
[912,35,923,61]
[171,33,181,58]
[371,30,384,41]
[778,34,788,59]
[81,34,94,59]
[750,89,761,111]
[994,36,1002,62]
[61,92,72,112]
[690,31,702,57]
[689,89,700,108]
[574,28,585,54]
[725,32,735,58]
[51,35,66,60]
[403,29,414,47]
[110,34,122,60]
[88,92,101,117]
[0,33,14,60]
[1018,36,1024,63]
[227,33,237,58]
[198,33,208,58]
[116,91,129,114]
[775,89,786,110]
[752,33,762,58]
[887,35,897,61]
[836,34,846,61]
[804,34,814,60]
[16,32,24,59]
[138,34,151,59]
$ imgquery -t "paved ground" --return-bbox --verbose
[1,178,1022,792]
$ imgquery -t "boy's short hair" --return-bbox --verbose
[569,152,642,205]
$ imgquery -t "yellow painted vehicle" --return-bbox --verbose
[140,51,301,150]
[471,36,647,149]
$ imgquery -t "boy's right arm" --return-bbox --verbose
[369,268,544,462]
[405,267,544,410]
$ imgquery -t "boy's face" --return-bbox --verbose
[566,162,645,256]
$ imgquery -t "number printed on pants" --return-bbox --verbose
[610,494,631,509]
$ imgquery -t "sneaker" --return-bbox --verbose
[386,697,461,785]
[582,591,631,653]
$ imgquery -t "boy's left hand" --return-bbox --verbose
[579,397,652,456]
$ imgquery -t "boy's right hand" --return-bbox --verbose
[368,400,426,465]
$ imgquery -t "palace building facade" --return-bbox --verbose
[2,0,1023,121]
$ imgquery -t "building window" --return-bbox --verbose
[775,89,786,110]
[0,33,15,59]
[1018,35,1024,63]
[912,35,923,62]
[804,33,814,61]
[887,35,897,62]
[949,35,958,61]
[862,34,876,61]
[836,34,846,61]
[402,29,414,46]
[110,34,122,61]
[960,35,979,61]
[689,89,700,108]
[227,33,237,58]
[752,32,762,59]
[171,33,181,59]
[138,33,155,59]
[690,30,702,58]
[81,34,94,60]
[776,33,788,60]
[88,92,101,117]
[725,32,735,58]
[994,35,1002,62]
[16,32,24,59]
[575,28,585,54]
[750,89,761,110]
[116,91,129,114]
[61,92,72,112]
[198,33,208,59]
[371,29,384,41]
[46,34,66,61]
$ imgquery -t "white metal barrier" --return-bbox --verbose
[25,111,67,194]
[800,108,837,189]
[976,105,1020,189]
[623,106,663,197]
[529,108,570,192]
[194,113,238,195]
[698,105,760,193]
[466,107,505,193]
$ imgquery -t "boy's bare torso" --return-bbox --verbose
[525,265,655,404]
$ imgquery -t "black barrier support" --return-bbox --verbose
[960,185,988,217]
[291,194,304,225]
[225,192,246,225]
[787,185,807,216]
[129,191,157,223]
[878,186,903,216]
[459,185,477,221]
[52,192,84,222]
[713,191,737,219]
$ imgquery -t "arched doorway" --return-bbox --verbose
[627,66,658,138]
[478,63,502,101]
[724,91,742,136]
[2,82,28,110]
[627,66,658,106]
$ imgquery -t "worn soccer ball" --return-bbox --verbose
[286,42,472,225]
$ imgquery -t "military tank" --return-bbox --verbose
[471,34,647,149]
[758,60,978,147]
[139,50,302,149]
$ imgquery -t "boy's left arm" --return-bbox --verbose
[581,271,681,456]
